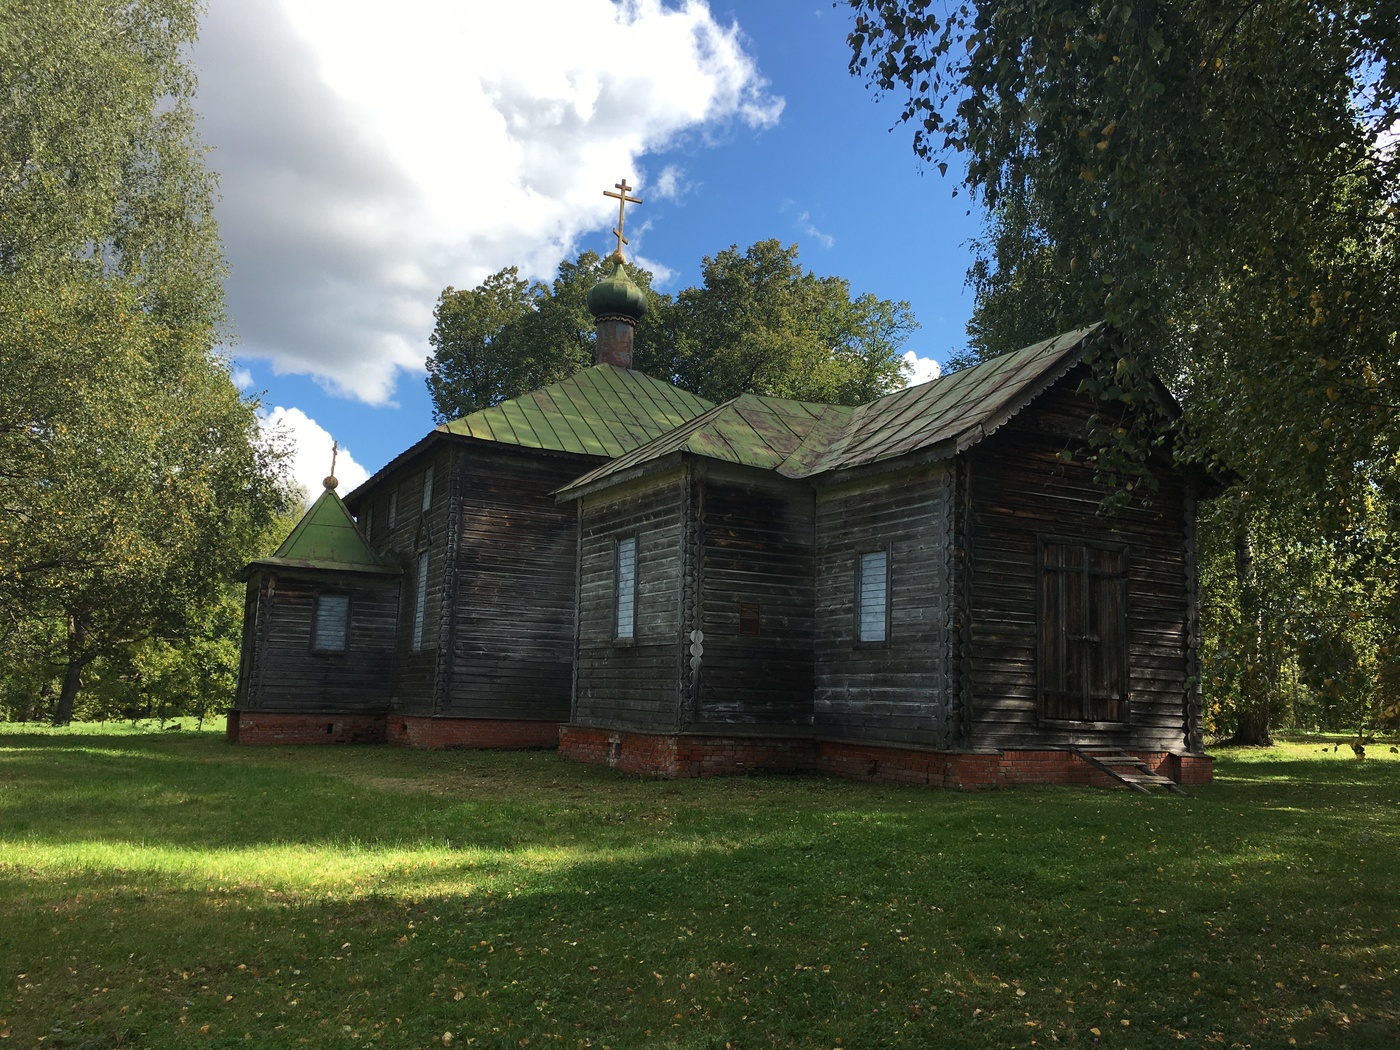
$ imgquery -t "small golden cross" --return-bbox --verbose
[603,178,642,259]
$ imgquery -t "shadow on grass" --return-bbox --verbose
[3,805,1396,1049]
[1,732,1396,862]
[2,732,1398,1047]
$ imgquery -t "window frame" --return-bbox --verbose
[853,545,892,648]
[614,534,638,644]
[421,465,434,513]
[1036,535,1131,727]
[311,591,351,655]
[388,490,398,532]
[411,551,430,652]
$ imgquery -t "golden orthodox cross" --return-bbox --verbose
[603,178,642,259]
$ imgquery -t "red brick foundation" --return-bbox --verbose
[226,712,562,750]
[226,711,387,745]
[387,716,560,750]
[1160,751,1215,786]
[558,726,1213,789]
[557,726,815,778]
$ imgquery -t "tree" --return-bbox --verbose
[426,240,918,420]
[425,268,535,418]
[847,0,1400,742]
[666,240,916,405]
[426,251,673,421]
[0,1,288,723]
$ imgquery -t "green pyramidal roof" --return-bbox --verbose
[440,364,714,457]
[248,485,400,576]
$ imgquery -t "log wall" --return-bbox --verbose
[238,570,398,714]
[812,463,956,748]
[573,469,687,730]
[354,440,602,721]
[357,442,454,713]
[963,370,1194,752]
[691,463,815,731]
[445,443,601,720]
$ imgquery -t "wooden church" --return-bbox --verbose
[231,187,1213,788]
[554,326,1213,789]
[230,251,713,747]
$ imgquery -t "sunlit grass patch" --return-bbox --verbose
[1,727,1396,1048]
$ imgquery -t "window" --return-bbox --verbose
[411,552,429,651]
[421,466,434,512]
[1038,539,1128,723]
[361,505,373,541]
[738,601,762,637]
[615,536,637,641]
[312,593,349,653]
[388,490,398,531]
[857,549,890,644]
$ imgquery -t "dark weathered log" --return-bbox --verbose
[814,462,956,748]
[964,368,1196,752]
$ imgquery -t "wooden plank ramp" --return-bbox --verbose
[1071,747,1187,796]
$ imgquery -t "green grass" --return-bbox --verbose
[0,725,1396,1049]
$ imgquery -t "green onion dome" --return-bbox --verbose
[586,253,648,321]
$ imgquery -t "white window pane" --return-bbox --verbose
[859,550,887,643]
[616,537,636,640]
[314,594,349,652]
[412,553,429,650]
[421,466,434,512]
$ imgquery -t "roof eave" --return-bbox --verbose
[808,435,965,487]
[554,449,688,503]
[244,557,403,579]
[342,429,454,508]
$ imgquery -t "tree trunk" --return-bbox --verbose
[1230,699,1274,747]
[1228,516,1273,745]
[52,614,90,726]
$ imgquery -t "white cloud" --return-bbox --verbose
[651,164,687,201]
[231,366,254,390]
[196,0,782,404]
[795,210,834,250]
[903,351,941,386]
[261,406,371,507]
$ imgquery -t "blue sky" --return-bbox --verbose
[192,1,986,500]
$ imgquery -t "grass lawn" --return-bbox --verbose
[0,725,1395,1049]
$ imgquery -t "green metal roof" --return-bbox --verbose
[248,485,400,576]
[556,325,1104,499]
[558,393,852,498]
[441,364,714,457]
[778,325,1102,477]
